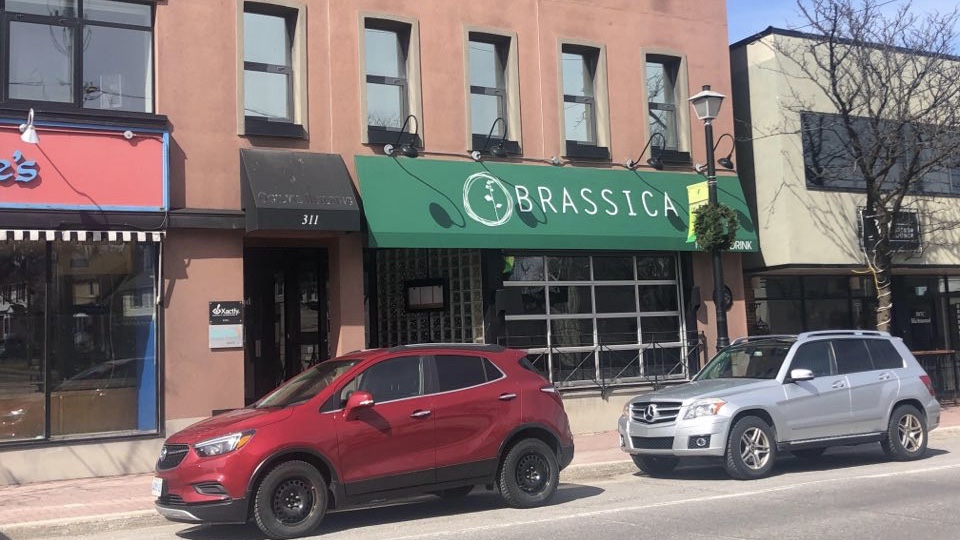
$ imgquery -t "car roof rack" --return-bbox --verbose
[387,343,507,353]
[798,330,890,339]
[730,335,796,345]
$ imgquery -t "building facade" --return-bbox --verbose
[0,0,754,484]
[730,29,960,356]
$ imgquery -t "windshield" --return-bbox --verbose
[254,359,361,408]
[694,341,794,381]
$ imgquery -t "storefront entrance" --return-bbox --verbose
[244,248,329,403]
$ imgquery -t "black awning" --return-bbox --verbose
[240,149,362,233]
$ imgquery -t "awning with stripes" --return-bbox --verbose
[0,229,165,242]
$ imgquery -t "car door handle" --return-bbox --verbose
[499,393,517,401]
[878,373,893,381]
[832,381,846,389]
[410,409,432,418]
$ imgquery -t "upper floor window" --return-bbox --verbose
[2,0,154,112]
[241,2,306,138]
[363,17,421,146]
[561,43,609,160]
[801,111,960,195]
[645,55,681,151]
[468,31,520,155]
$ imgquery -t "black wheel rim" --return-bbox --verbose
[515,452,550,494]
[271,477,315,525]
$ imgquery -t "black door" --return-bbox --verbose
[244,248,329,403]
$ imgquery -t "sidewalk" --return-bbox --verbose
[2,404,959,539]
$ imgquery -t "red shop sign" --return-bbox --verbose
[0,123,167,211]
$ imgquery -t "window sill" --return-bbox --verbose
[367,126,422,147]
[564,141,610,161]
[471,134,521,156]
[244,118,307,139]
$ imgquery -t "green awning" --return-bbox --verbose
[356,156,758,252]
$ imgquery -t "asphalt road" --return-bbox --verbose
[69,430,960,540]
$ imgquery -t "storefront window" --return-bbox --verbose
[0,243,46,441]
[750,275,875,335]
[502,253,687,387]
[0,239,158,444]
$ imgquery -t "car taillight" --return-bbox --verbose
[920,375,936,397]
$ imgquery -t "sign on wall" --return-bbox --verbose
[209,301,243,349]
[0,121,167,211]
[858,207,922,253]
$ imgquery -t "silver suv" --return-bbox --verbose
[618,330,941,479]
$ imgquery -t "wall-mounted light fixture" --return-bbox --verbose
[19,108,39,144]
[470,117,509,161]
[624,132,666,170]
[383,114,419,158]
[714,133,735,170]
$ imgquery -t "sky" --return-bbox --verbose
[726,0,957,45]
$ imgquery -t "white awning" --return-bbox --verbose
[0,229,165,242]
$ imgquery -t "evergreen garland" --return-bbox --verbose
[693,203,740,251]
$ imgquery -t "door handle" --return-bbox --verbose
[499,393,517,401]
[410,409,432,418]
[832,381,846,389]
[878,373,892,381]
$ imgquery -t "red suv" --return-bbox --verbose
[152,344,574,539]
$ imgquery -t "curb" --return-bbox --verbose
[1,511,166,540]
[562,459,635,482]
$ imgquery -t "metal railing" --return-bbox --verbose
[913,350,959,404]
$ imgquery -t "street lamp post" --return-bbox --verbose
[689,85,730,350]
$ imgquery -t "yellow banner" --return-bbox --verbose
[686,181,709,243]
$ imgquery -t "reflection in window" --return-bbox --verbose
[365,20,410,130]
[0,243,46,441]
[646,56,680,150]
[5,0,153,112]
[0,240,159,443]
[49,241,158,437]
[243,5,296,121]
[502,254,684,386]
[561,47,598,144]
[469,34,508,137]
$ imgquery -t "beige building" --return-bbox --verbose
[0,0,756,484]
[731,28,960,354]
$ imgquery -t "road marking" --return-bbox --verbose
[381,462,960,540]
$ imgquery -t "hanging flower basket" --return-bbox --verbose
[693,203,740,252]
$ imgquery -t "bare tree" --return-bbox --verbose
[769,0,960,331]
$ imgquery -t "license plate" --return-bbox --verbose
[151,477,164,498]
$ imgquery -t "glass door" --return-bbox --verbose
[244,248,328,403]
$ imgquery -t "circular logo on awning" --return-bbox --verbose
[463,172,514,227]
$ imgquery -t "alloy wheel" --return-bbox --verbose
[739,426,771,470]
[898,413,925,453]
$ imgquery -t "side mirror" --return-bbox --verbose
[345,390,374,417]
[789,369,815,382]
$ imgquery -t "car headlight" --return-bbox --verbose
[621,402,631,417]
[683,398,726,420]
[194,431,255,458]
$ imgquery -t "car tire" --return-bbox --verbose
[430,485,473,498]
[791,448,826,462]
[498,438,559,508]
[253,460,328,540]
[630,455,678,476]
[880,404,928,461]
[724,416,777,480]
